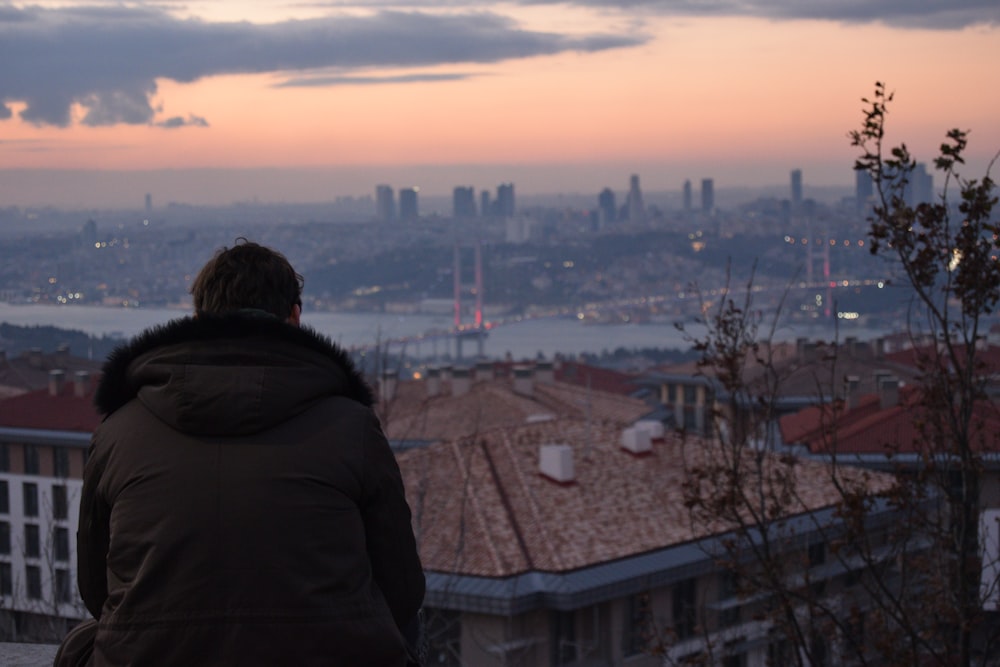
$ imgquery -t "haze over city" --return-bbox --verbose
[0,0,998,209]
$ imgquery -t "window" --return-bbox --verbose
[0,480,8,514]
[719,570,742,627]
[52,484,68,520]
[54,527,70,562]
[0,443,8,472]
[0,521,9,554]
[623,592,652,657]
[808,541,826,568]
[55,568,72,603]
[23,482,38,517]
[24,524,40,558]
[550,610,576,666]
[0,562,11,596]
[54,447,70,478]
[672,577,697,640]
[24,445,39,475]
[25,565,42,599]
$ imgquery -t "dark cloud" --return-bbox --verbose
[514,0,999,30]
[154,114,211,129]
[277,72,473,87]
[0,4,646,127]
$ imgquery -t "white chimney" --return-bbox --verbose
[844,375,861,410]
[621,426,652,455]
[380,369,398,402]
[48,369,65,397]
[426,367,441,398]
[74,370,90,398]
[452,367,471,397]
[539,443,574,483]
[475,361,494,383]
[535,360,555,384]
[513,366,534,397]
[879,375,899,409]
[634,419,665,441]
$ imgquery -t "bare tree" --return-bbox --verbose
[671,84,1000,667]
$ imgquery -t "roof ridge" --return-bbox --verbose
[448,438,505,573]
[499,429,566,571]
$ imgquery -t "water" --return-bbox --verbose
[0,303,882,360]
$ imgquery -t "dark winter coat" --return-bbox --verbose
[77,314,425,666]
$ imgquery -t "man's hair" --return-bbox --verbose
[190,239,303,319]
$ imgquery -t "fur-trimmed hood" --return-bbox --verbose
[97,314,374,435]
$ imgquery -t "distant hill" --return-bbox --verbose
[0,322,121,362]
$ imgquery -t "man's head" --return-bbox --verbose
[190,239,303,323]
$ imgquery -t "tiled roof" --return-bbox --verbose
[0,376,101,433]
[380,375,651,443]
[0,349,103,393]
[651,339,919,402]
[780,386,1000,455]
[399,418,882,579]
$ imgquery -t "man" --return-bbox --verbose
[56,240,425,666]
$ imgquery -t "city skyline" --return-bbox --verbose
[0,1,997,208]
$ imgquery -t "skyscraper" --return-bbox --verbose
[907,163,934,207]
[598,187,616,227]
[701,178,715,215]
[683,180,692,212]
[399,187,419,221]
[496,183,515,218]
[375,185,396,222]
[453,186,477,218]
[626,174,645,223]
[790,169,803,206]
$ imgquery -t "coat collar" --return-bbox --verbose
[96,313,374,416]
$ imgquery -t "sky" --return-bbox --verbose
[0,0,998,208]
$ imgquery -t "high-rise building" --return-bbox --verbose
[907,163,934,207]
[375,185,396,222]
[683,180,693,212]
[701,178,715,215]
[598,188,616,227]
[453,186,477,218]
[790,169,803,206]
[626,174,645,223]
[496,183,515,218]
[399,187,419,221]
[144,193,152,213]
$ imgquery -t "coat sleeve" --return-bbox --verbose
[360,412,426,629]
[77,437,111,620]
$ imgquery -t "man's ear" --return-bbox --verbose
[288,303,301,327]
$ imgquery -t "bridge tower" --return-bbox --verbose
[453,239,487,360]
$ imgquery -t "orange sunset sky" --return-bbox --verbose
[0,1,998,208]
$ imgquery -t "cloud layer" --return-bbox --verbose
[0,4,644,128]
[2,1,995,129]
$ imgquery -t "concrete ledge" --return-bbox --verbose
[0,642,58,666]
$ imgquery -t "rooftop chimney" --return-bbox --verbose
[539,443,574,483]
[620,426,652,455]
[879,375,899,409]
[474,360,494,383]
[535,361,555,384]
[426,367,441,398]
[28,347,43,369]
[380,369,398,403]
[48,369,65,397]
[634,419,665,441]
[451,367,471,397]
[844,375,861,410]
[513,366,534,397]
[74,370,90,398]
